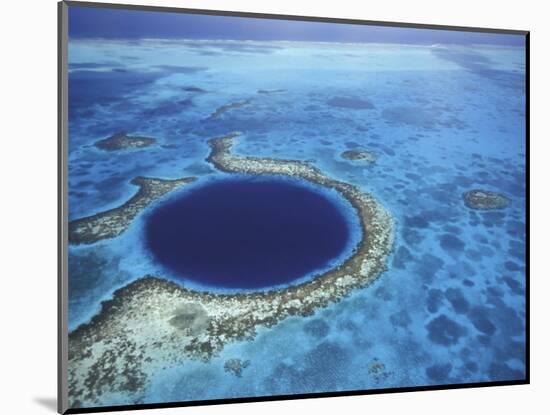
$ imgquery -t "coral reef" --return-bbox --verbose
[257,89,286,94]
[368,358,392,383]
[94,132,156,151]
[67,131,393,408]
[341,150,377,163]
[69,176,197,245]
[224,358,251,377]
[208,100,251,119]
[327,97,374,110]
[463,189,509,210]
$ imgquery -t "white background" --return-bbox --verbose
[0,0,547,413]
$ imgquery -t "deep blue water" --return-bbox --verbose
[144,177,353,289]
[68,6,525,46]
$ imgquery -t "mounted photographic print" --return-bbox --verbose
[58,1,529,413]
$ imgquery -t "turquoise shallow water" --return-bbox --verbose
[67,38,526,405]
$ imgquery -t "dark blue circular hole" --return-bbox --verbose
[144,176,353,290]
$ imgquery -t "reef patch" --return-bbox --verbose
[94,132,157,151]
[341,150,377,163]
[257,89,286,94]
[208,100,251,119]
[327,97,374,110]
[69,176,197,245]
[463,189,509,210]
[224,358,251,377]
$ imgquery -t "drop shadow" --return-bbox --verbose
[34,397,57,412]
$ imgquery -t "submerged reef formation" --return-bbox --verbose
[69,176,197,245]
[94,132,157,151]
[368,358,391,383]
[463,189,509,210]
[208,99,251,119]
[326,96,374,110]
[257,89,286,94]
[182,86,206,93]
[224,358,251,377]
[67,131,393,408]
[341,150,377,163]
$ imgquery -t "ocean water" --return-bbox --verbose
[67,38,526,404]
[144,176,357,290]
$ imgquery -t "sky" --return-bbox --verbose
[68,5,525,46]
